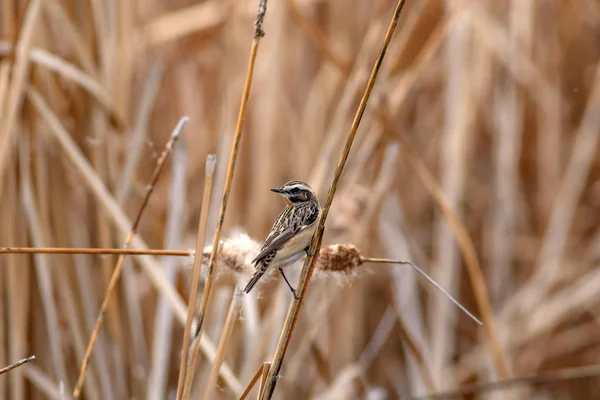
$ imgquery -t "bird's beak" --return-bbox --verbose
[270,187,285,194]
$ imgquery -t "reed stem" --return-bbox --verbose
[259,1,408,398]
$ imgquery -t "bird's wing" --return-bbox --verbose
[251,224,307,265]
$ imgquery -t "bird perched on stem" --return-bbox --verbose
[243,180,321,299]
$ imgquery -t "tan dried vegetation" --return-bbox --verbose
[0,0,599,399]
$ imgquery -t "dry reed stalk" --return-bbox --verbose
[22,364,63,400]
[260,1,407,398]
[486,0,529,308]
[428,2,473,384]
[28,85,240,393]
[68,215,114,398]
[504,64,600,320]
[288,0,350,75]
[203,287,244,399]
[0,247,193,256]
[379,110,511,380]
[240,293,260,381]
[147,140,188,400]
[0,356,35,376]
[20,137,70,391]
[175,154,217,399]
[42,1,97,75]
[0,62,11,119]
[0,0,41,195]
[49,173,102,400]
[391,301,437,394]
[176,2,269,398]
[4,168,26,400]
[285,292,336,382]
[449,55,600,381]
[88,0,125,369]
[0,45,116,114]
[89,60,126,397]
[308,28,378,195]
[139,0,326,49]
[414,363,600,400]
[468,4,562,117]
[116,64,164,204]
[72,117,188,398]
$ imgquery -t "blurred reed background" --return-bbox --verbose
[1,0,600,399]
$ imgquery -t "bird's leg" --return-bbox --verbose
[278,268,300,300]
[304,246,313,258]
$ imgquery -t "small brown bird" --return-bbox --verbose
[243,180,321,299]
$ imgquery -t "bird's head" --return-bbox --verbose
[271,180,316,205]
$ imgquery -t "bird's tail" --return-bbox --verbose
[243,269,264,294]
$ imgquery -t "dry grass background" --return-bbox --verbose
[1,0,600,399]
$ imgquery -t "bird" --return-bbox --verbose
[243,180,321,299]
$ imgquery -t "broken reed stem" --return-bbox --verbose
[0,356,35,376]
[257,361,272,400]
[260,1,407,398]
[239,362,271,400]
[361,258,482,325]
[72,117,188,398]
[176,155,217,400]
[177,2,268,398]
[203,287,244,399]
[0,247,192,256]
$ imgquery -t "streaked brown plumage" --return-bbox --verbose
[243,181,321,298]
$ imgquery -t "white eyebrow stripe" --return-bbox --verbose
[286,184,308,191]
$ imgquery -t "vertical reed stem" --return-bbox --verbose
[260,1,407,398]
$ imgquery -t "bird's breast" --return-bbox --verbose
[273,223,317,262]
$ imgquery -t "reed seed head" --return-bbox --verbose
[316,244,362,273]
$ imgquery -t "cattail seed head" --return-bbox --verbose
[316,244,362,273]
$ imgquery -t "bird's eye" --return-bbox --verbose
[290,188,300,194]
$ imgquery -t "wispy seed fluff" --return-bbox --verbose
[200,229,260,278]
[197,238,365,277]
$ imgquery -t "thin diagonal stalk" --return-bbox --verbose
[0,356,35,376]
[0,247,192,256]
[176,1,269,398]
[259,1,408,398]
[73,117,188,398]
[27,84,240,391]
[361,258,481,325]
[392,131,510,378]
[175,155,217,399]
